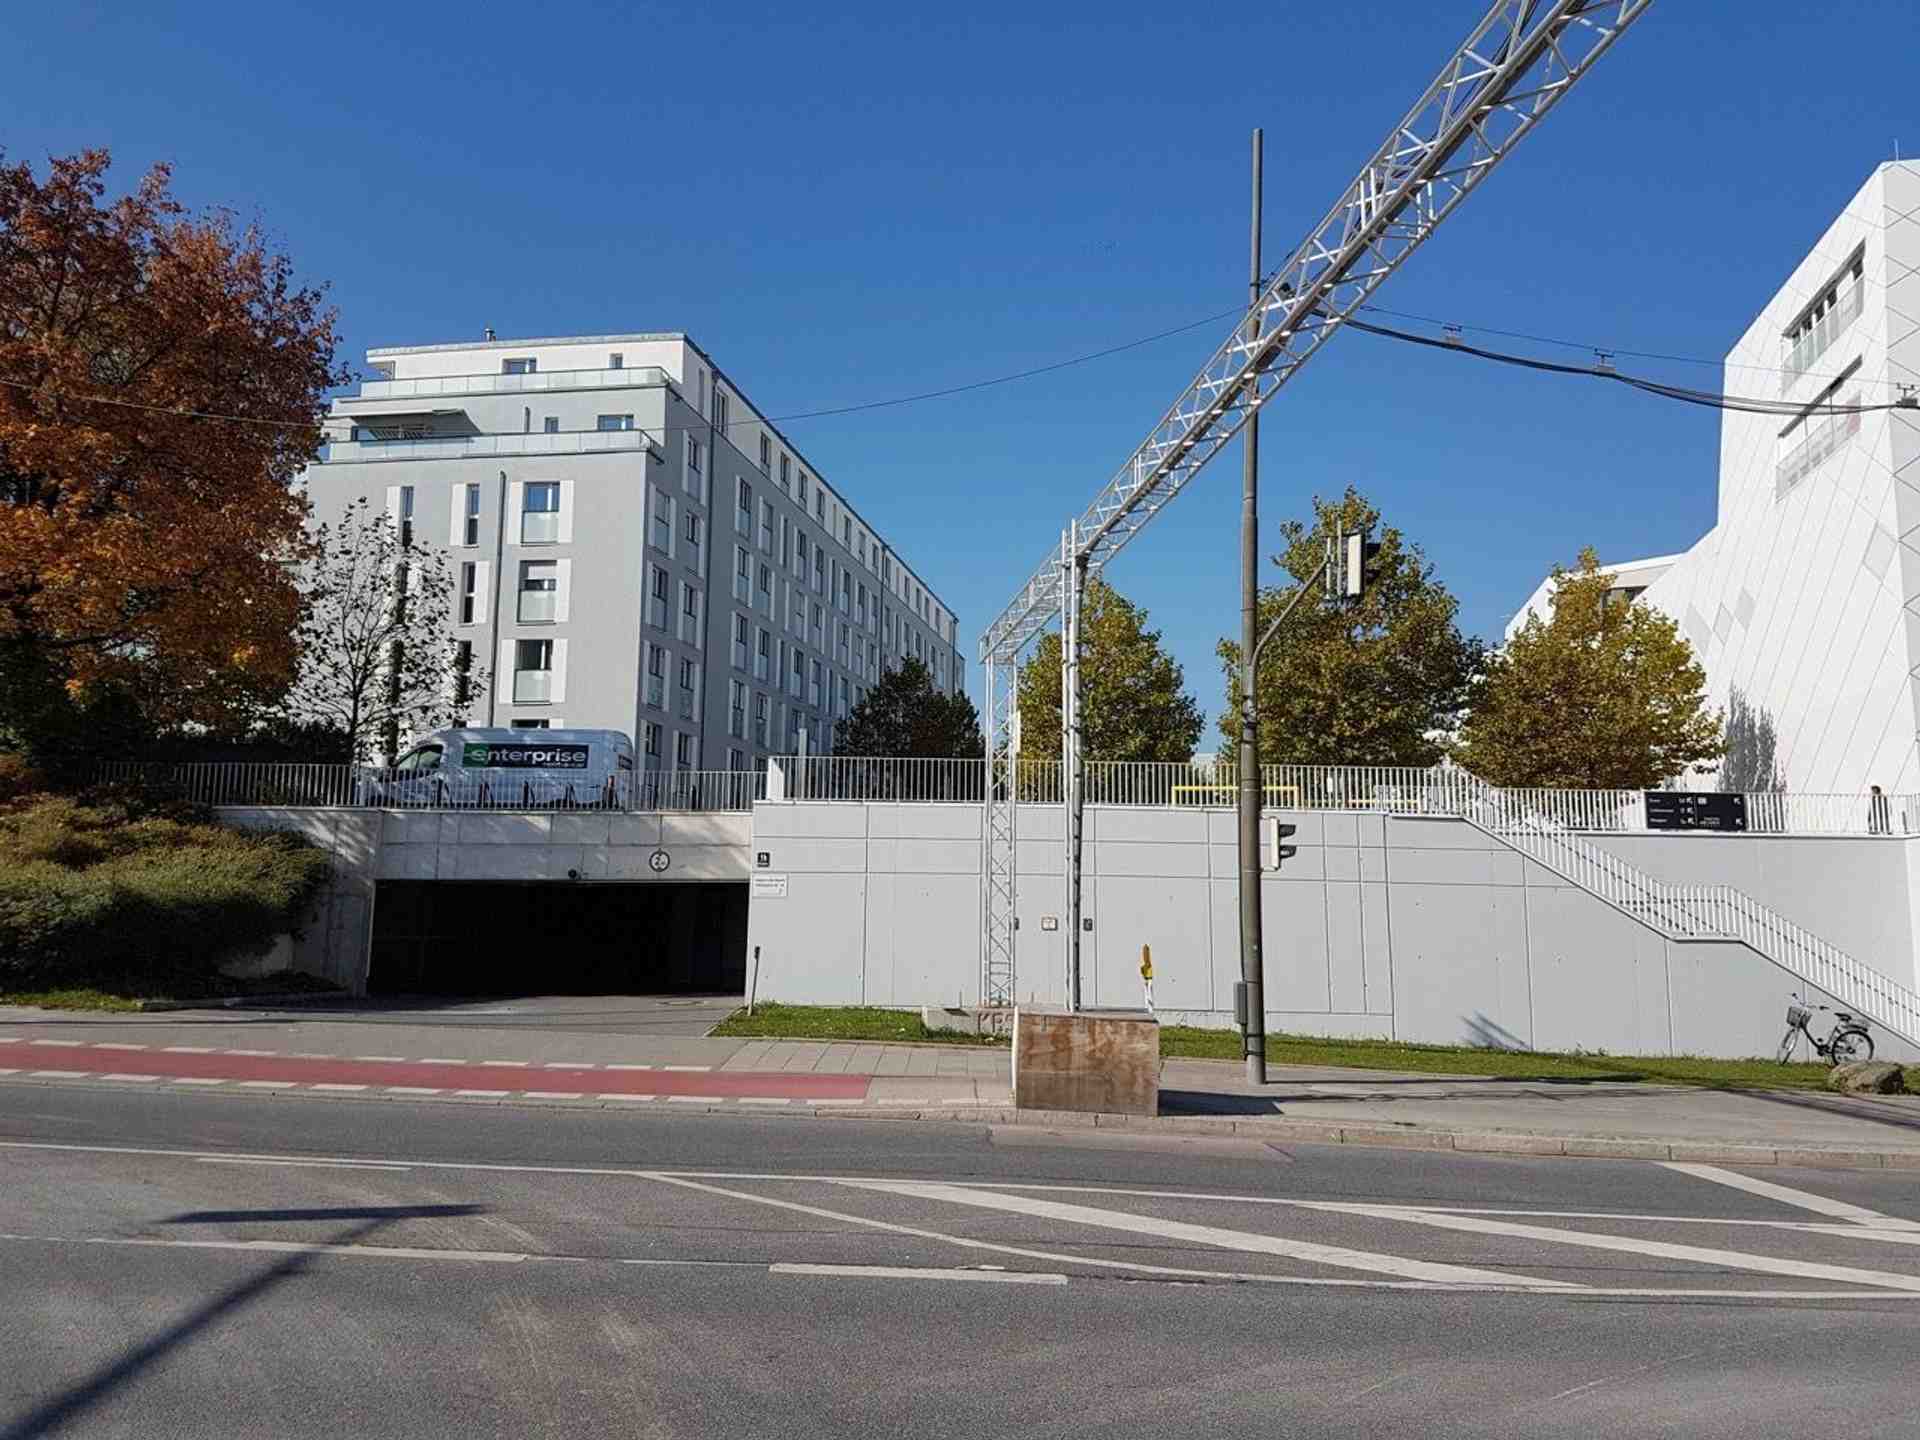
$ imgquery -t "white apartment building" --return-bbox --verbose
[1508,161,1920,793]
[307,333,964,773]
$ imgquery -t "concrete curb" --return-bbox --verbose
[135,991,346,1013]
[8,1073,1919,1173]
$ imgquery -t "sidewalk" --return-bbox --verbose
[6,1004,1920,1168]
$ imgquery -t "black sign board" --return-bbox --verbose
[756,851,772,869]
[462,742,589,770]
[1644,791,1747,832]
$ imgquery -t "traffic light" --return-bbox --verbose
[1264,819,1298,870]
[1341,529,1382,598]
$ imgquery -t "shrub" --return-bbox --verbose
[0,753,45,804]
[0,796,332,988]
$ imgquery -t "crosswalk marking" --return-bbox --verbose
[1662,1162,1920,1230]
[1303,1202,1920,1292]
[836,1180,1580,1289]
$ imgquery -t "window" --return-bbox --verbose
[857,583,867,626]
[813,490,824,522]
[609,352,623,370]
[1783,250,1867,387]
[459,562,478,625]
[811,658,823,708]
[597,414,634,431]
[797,471,808,507]
[757,563,772,609]
[676,732,694,768]
[754,692,769,745]
[687,435,703,474]
[681,583,701,645]
[678,656,698,719]
[544,416,560,434]
[648,566,670,628]
[795,531,808,575]
[462,484,481,546]
[511,718,551,730]
[759,434,772,474]
[760,499,774,553]
[842,516,852,548]
[522,482,560,543]
[756,628,771,682]
[838,620,850,664]
[729,748,745,771]
[729,679,747,738]
[684,510,702,562]
[811,603,823,647]
[643,722,661,758]
[518,560,558,623]
[736,479,752,536]
[513,638,553,703]
[651,490,673,553]
[646,644,666,707]
[733,546,751,603]
[714,390,730,436]
[503,357,537,375]
[779,453,791,490]
[393,743,443,775]
[791,648,805,696]
[733,613,750,670]
[397,486,415,545]
[453,640,474,708]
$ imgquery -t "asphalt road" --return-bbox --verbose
[6,1085,1920,1439]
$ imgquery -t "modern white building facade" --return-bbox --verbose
[1510,162,1920,793]
[307,333,963,773]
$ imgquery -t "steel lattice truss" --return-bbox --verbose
[976,0,1653,1007]
[977,0,1652,669]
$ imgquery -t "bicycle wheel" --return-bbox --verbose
[1777,1028,1800,1064]
[1828,1028,1874,1065]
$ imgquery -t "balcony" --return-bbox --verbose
[323,427,659,466]
[517,589,557,624]
[342,366,671,404]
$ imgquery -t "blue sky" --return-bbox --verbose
[8,2,1918,735]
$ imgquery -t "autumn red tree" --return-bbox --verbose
[0,149,344,742]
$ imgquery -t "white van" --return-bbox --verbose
[367,728,636,809]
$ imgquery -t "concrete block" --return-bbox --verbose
[1773,1149,1888,1170]
[663,812,752,847]
[373,844,442,881]
[1336,1125,1455,1150]
[1562,1138,1676,1160]
[548,814,612,847]
[1667,1143,1781,1166]
[1013,1007,1160,1117]
[608,813,664,848]
[456,814,550,846]
[1451,1132,1568,1156]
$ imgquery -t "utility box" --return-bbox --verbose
[1012,1007,1160,1117]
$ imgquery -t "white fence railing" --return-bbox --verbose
[94,762,763,814]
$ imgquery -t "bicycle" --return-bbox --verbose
[1777,994,1874,1065]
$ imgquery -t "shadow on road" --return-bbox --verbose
[0,1204,484,1440]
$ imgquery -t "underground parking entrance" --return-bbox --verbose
[366,880,748,997]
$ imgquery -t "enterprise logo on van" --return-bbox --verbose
[462,743,590,770]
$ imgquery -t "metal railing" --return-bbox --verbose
[94,762,762,813]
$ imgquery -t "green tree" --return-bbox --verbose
[1218,487,1482,766]
[1453,549,1724,788]
[1017,578,1204,763]
[837,657,983,758]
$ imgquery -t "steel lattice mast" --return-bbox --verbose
[977,0,1654,1008]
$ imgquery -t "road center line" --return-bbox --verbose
[194,1157,413,1171]
[769,1263,1066,1285]
[837,1179,1579,1289]
[1661,1162,1920,1230]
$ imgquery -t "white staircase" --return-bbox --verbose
[1414,768,1920,1049]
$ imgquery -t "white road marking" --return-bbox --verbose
[309,1083,369,1093]
[599,1094,656,1103]
[662,1065,710,1072]
[542,1062,595,1070]
[92,1042,148,1051]
[522,1091,585,1101]
[605,1064,653,1071]
[0,1232,526,1263]
[770,1263,1066,1285]
[174,1078,227,1087]
[419,1059,468,1066]
[838,1179,1577,1289]
[98,1074,160,1083]
[0,1037,17,1044]
[666,1095,709,1104]
[194,1157,411,1171]
[163,1046,215,1054]
[453,1089,510,1098]
[1306,1202,1920,1293]
[224,1049,277,1058]
[28,1039,83,1048]
[385,1087,443,1096]
[29,1070,90,1079]
[354,1056,408,1063]
[737,1098,792,1106]
[1662,1162,1920,1230]
[482,1060,529,1068]
[807,1099,864,1107]
[237,1081,296,1091]
[0,1069,16,1076]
